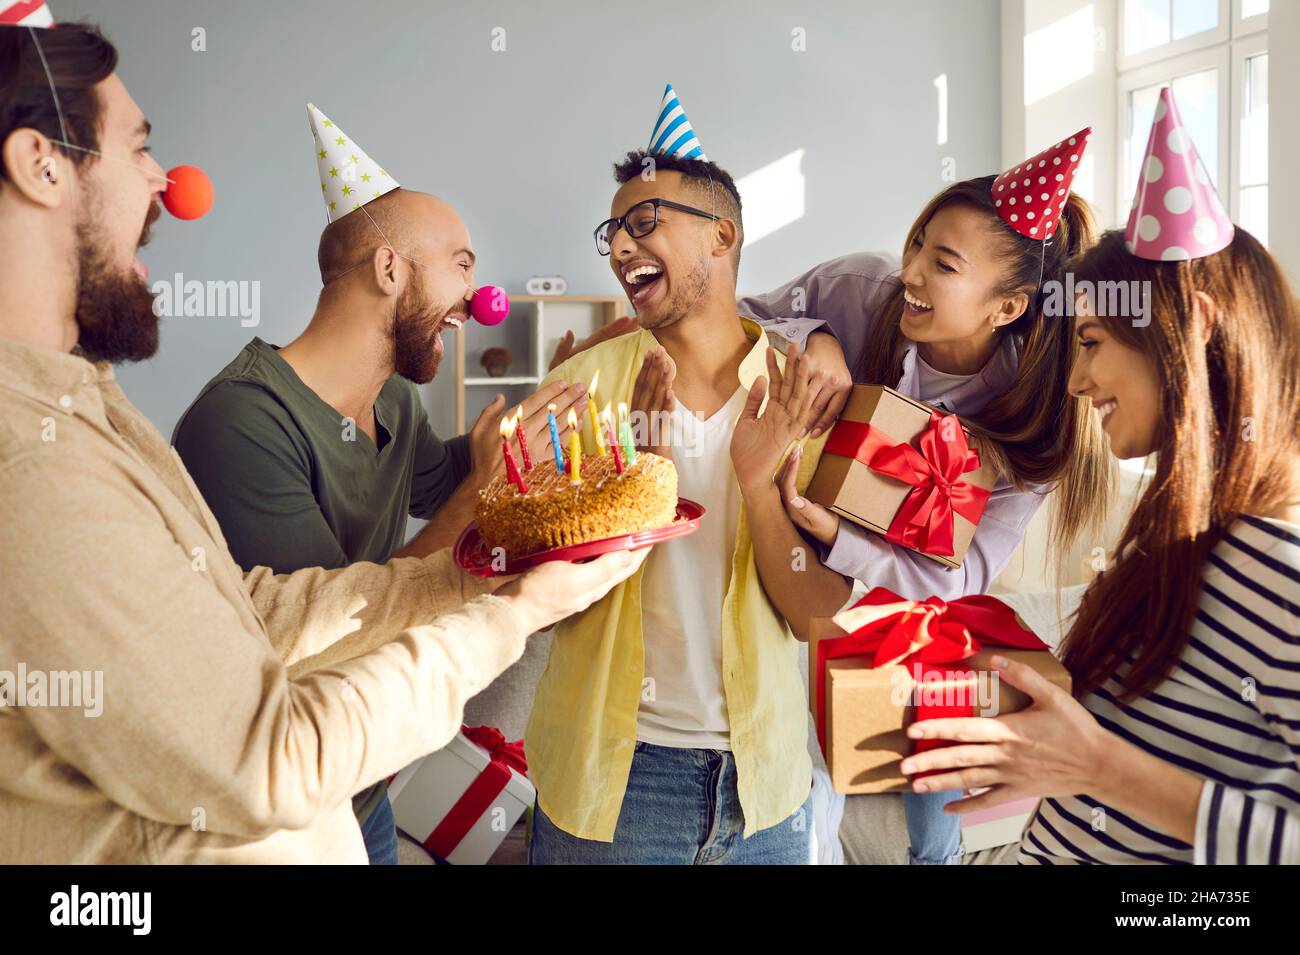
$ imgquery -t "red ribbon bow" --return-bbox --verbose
[423,725,528,860]
[824,410,991,557]
[813,588,1048,776]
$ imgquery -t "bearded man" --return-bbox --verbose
[172,107,588,863]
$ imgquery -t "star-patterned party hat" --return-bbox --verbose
[992,128,1091,240]
[1124,87,1233,261]
[648,83,707,161]
[0,1,54,26]
[307,102,399,223]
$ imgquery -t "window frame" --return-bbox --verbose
[1114,44,1231,225]
[1118,0,1230,72]
[1229,31,1268,226]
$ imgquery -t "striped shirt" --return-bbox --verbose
[1019,515,1300,865]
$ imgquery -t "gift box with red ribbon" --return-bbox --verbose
[805,385,997,568]
[809,588,1071,795]
[388,725,533,865]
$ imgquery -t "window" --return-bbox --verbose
[1124,0,1221,57]
[1116,0,1267,244]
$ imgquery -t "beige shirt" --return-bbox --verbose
[0,336,529,863]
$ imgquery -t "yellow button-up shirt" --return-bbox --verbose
[526,318,828,841]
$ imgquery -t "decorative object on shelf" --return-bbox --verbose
[452,296,630,434]
[480,346,511,378]
[526,275,568,296]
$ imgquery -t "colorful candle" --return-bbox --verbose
[602,404,624,474]
[546,403,564,472]
[499,416,528,494]
[567,409,582,485]
[618,401,637,465]
[512,406,533,471]
[586,370,606,455]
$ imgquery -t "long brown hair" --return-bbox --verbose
[858,176,1113,548]
[1062,227,1300,699]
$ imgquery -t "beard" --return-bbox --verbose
[74,195,163,365]
[391,269,458,385]
[642,252,709,332]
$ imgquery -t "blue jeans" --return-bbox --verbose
[359,791,399,865]
[528,741,812,864]
[902,789,964,864]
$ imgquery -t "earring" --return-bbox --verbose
[41,157,57,183]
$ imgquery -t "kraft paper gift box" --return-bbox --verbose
[808,595,1072,796]
[805,384,997,568]
[388,725,534,865]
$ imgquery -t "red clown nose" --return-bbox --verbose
[471,285,510,326]
[162,165,214,220]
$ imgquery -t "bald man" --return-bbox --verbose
[172,187,586,862]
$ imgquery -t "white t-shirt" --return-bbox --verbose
[636,386,746,750]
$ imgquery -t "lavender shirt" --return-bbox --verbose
[738,252,1049,602]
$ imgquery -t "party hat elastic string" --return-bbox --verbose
[25,25,210,216]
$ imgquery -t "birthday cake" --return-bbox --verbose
[474,452,678,556]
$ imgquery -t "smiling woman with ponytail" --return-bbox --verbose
[734,130,1110,865]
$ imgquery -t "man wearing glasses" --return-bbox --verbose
[523,137,851,863]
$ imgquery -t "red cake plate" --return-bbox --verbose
[454,498,705,577]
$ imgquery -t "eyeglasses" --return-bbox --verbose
[594,198,720,256]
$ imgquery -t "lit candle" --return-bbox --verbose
[618,401,637,466]
[546,403,564,472]
[500,416,528,494]
[567,409,582,485]
[603,404,624,474]
[512,406,533,471]
[586,369,606,455]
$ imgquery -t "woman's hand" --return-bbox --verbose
[730,344,819,495]
[776,444,840,547]
[629,346,677,459]
[801,331,853,438]
[495,547,650,633]
[898,655,1112,814]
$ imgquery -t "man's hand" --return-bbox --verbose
[466,380,588,487]
[729,344,817,496]
[800,331,852,438]
[628,346,677,459]
[496,547,651,633]
[549,316,640,372]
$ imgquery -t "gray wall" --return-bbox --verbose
[56,0,1001,439]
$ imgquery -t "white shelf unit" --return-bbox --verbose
[453,294,628,433]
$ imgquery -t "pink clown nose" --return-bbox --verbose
[162,165,214,220]
[471,285,510,326]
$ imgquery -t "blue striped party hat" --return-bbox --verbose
[648,83,707,161]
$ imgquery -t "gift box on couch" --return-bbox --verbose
[388,725,534,865]
[805,384,997,568]
[809,589,1071,796]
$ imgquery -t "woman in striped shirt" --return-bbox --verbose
[896,218,1300,864]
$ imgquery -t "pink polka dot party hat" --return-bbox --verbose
[1124,86,1233,261]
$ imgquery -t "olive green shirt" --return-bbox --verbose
[173,338,471,823]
